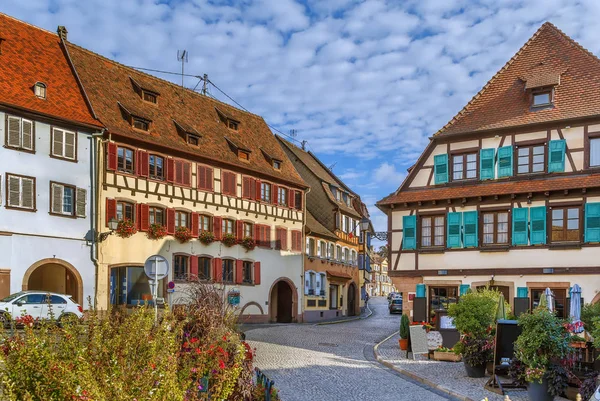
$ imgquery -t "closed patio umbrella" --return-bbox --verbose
[569,284,583,333]
[496,293,507,321]
[545,288,554,313]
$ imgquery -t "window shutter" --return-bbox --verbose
[64,131,76,160]
[530,206,546,245]
[254,262,261,285]
[140,204,150,231]
[166,208,175,234]
[548,139,566,172]
[166,158,175,183]
[273,185,279,204]
[174,160,183,184]
[213,216,222,240]
[584,203,600,243]
[463,211,478,248]
[242,177,251,199]
[107,143,118,171]
[205,167,213,191]
[497,146,513,178]
[433,154,448,184]
[235,260,244,284]
[106,198,117,226]
[402,215,416,250]
[517,287,528,298]
[213,258,223,282]
[459,284,470,296]
[281,228,287,250]
[447,212,463,248]
[304,272,310,295]
[189,257,198,281]
[191,213,199,237]
[76,188,86,218]
[480,148,495,180]
[265,226,271,248]
[182,162,191,186]
[135,151,148,177]
[197,166,206,190]
[254,225,261,246]
[51,183,64,214]
[236,220,244,241]
[289,190,296,208]
[512,208,528,245]
[21,178,34,209]
[21,119,33,150]
[53,128,64,157]
[7,116,21,148]
[255,180,262,201]
[358,254,364,270]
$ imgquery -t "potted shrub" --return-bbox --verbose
[399,314,409,350]
[434,346,462,362]
[199,231,215,245]
[115,219,137,238]
[240,237,255,252]
[174,226,193,243]
[514,307,572,401]
[221,233,237,247]
[147,223,168,240]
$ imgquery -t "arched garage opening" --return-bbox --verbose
[22,258,83,304]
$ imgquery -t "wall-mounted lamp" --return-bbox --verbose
[98,218,118,242]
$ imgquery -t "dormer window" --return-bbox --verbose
[34,82,47,99]
[273,160,282,170]
[142,91,158,104]
[187,135,199,146]
[228,120,239,130]
[238,150,250,161]
[532,90,552,107]
[132,117,149,131]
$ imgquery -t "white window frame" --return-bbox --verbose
[318,273,326,296]
[51,183,76,216]
[336,245,342,261]
[304,270,317,295]
[328,243,334,259]
[7,174,35,210]
[6,115,34,151]
[590,137,600,168]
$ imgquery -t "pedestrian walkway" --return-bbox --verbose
[314,302,373,325]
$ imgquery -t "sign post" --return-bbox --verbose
[144,255,169,323]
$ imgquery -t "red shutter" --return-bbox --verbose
[213,216,222,240]
[140,204,150,231]
[206,167,214,191]
[166,158,175,183]
[273,185,279,204]
[174,160,183,184]
[106,198,117,226]
[189,257,198,281]
[296,191,302,210]
[166,208,176,234]
[197,165,206,190]
[254,262,261,285]
[291,231,297,251]
[136,150,148,177]
[191,213,199,237]
[107,143,118,171]
[265,226,271,248]
[289,190,295,208]
[281,228,288,250]
[242,177,251,199]
[236,220,244,241]
[255,180,262,201]
[183,162,191,186]
[136,204,141,230]
[235,260,243,284]
[254,224,261,246]
[213,258,223,282]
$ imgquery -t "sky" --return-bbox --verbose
[3,0,600,245]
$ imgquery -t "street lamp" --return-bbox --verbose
[360,217,388,241]
[98,218,118,242]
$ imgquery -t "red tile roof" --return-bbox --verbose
[0,13,99,127]
[436,23,600,136]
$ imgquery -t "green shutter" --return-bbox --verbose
[584,203,600,243]
[548,140,566,173]
[416,284,426,298]
[530,206,546,245]
[403,215,417,250]
[434,154,448,184]
[497,146,513,178]
[517,287,528,298]
[463,211,478,247]
[512,208,528,246]
[459,284,470,296]
[480,148,495,180]
[447,212,462,248]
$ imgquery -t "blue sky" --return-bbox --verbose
[3,0,600,242]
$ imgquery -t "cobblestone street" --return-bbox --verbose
[245,297,457,401]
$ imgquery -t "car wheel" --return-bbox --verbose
[58,313,79,328]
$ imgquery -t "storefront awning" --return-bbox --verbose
[326,270,352,282]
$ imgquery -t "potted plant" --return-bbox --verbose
[198,231,215,245]
[434,346,462,362]
[240,237,255,252]
[569,334,587,349]
[147,223,167,240]
[115,219,137,238]
[221,233,237,247]
[399,314,409,350]
[174,226,193,243]
[514,307,572,401]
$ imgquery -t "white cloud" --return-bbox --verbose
[373,162,405,184]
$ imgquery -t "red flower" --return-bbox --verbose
[219,360,225,369]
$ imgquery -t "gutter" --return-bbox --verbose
[300,185,310,322]
[90,129,106,307]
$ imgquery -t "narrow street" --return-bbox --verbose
[245,297,457,401]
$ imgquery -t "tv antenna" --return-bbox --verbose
[328,162,337,171]
[202,73,208,96]
[177,50,188,87]
[289,129,298,138]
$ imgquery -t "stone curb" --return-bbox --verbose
[314,302,373,326]
[373,332,476,401]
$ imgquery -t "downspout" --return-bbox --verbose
[90,130,106,308]
[300,185,311,322]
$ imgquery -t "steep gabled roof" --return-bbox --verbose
[0,13,100,127]
[305,210,338,241]
[436,22,600,136]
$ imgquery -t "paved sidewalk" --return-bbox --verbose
[314,302,373,325]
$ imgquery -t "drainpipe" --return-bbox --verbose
[300,185,311,322]
[90,129,106,308]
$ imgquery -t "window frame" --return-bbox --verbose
[273,160,282,170]
[242,261,253,284]
[278,186,287,206]
[6,173,36,211]
[142,90,158,104]
[50,127,77,162]
[173,254,189,281]
[222,218,235,235]
[238,150,250,161]
[418,213,445,249]
[260,182,271,203]
[530,288,566,318]
[49,181,77,217]
[34,82,47,99]
[148,154,165,181]
[449,149,478,181]
[531,89,553,108]
[117,146,135,174]
[243,222,253,239]
[198,257,212,281]
[149,206,165,226]
[515,141,547,175]
[199,214,212,232]
[549,204,583,244]
[227,120,239,131]
[585,131,600,170]
[5,114,35,152]
[187,135,199,146]
[480,209,511,247]
[116,200,135,222]
[175,210,190,229]
[428,285,458,322]
[222,259,235,283]
[132,116,150,131]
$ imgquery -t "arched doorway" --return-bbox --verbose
[348,282,357,316]
[22,258,83,304]
[270,279,294,323]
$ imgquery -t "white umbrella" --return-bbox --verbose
[569,284,583,333]
[545,288,554,313]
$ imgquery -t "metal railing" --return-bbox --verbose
[255,367,275,401]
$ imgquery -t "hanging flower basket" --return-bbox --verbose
[240,237,255,252]
[221,233,237,247]
[115,219,137,238]
[147,223,168,240]
[198,231,215,245]
[174,226,193,243]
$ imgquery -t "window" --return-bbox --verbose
[51,128,76,160]
[328,243,335,259]
[551,206,581,242]
[187,135,199,146]
[199,215,211,232]
[305,271,316,295]
[50,183,76,216]
[198,257,211,280]
[429,286,458,321]
[175,211,189,229]
[420,215,445,247]
[482,211,509,245]
[117,147,135,173]
[344,248,350,263]
[197,165,214,191]
[173,160,191,186]
[174,255,189,281]
[221,171,236,196]
[294,191,302,210]
[291,231,302,252]
[110,266,152,306]
[6,174,35,210]
[260,182,271,202]
[117,201,135,221]
[238,150,250,161]
[532,91,552,107]
[278,187,287,206]
[590,137,600,168]
[306,238,315,256]
[132,117,149,131]
[242,261,253,284]
[330,186,337,200]
[256,225,271,247]
[142,91,157,104]
[149,155,164,180]
[5,115,34,151]
[149,207,164,226]
[531,288,566,318]
[228,120,238,130]
[222,259,234,283]
[319,241,327,258]
[222,219,234,235]
[517,145,545,174]
[34,82,46,99]
[273,160,281,170]
[243,222,253,238]
[336,245,342,261]
[336,190,343,202]
[452,152,477,180]
[351,250,357,265]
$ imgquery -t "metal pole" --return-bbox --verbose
[154,257,158,323]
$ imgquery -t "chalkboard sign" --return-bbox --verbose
[408,325,429,360]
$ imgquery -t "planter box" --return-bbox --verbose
[433,351,461,362]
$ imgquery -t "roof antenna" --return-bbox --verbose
[177,50,188,87]
[328,162,337,171]
[301,140,307,150]
[202,73,208,95]
[289,129,297,138]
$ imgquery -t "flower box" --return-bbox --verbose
[433,350,462,362]
[570,341,587,349]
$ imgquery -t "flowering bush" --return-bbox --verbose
[221,233,237,247]
[115,219,137,238]
[453,335,495,366]
[14,314,37,328]
[525,367,546,383]
[174,226,193,243]
[240,237,255,252]
[198,231,215,245]
[147,223,168,240]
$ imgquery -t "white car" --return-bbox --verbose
[0,291,84,325]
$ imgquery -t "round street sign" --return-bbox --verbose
[144,255,169,280]
[167,281,175,290]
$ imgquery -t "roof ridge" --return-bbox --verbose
[65,41,266,121]
[0,12,59,38]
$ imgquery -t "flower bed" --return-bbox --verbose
[433,347,462,362]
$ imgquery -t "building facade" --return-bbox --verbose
[377,23,600,322]
[368,256,395,297]
[0,15,102,306]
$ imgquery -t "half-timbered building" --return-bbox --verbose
[377,23,600,322]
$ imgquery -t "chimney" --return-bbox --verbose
[57,26,68,41]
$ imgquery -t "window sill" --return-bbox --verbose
[3,145,35,154]
[5,206,37,213]
[419,248,445,254]
[548,243,582,250]
[50,154,78,163]
[48,212,77,219]
[480,246,510,252]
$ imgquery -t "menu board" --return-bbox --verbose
[408,325,429,360]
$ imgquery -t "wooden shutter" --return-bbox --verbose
[273,185,279,204]
[174,160,183,184]
[21,119,33,151]
[255,180,262,201]
[463,211,478,248]
[242,177,251,199]
[275,228,281,250]
[265,226,271,248]
[166,208,176,233]
[235,260,244,284]
[7,116,21,148]
[135,204,142,230]
[189,257,198,281]
[191,213,199,237]
[183,162,191,186]
[497,146,513,178]
[512,208,528,246]
[433,154,448,184]
[548,140,566,172]
[137,151,149,177]
[289,190,296,208]
[280,228,288,250]
[213,258,223,282]
[139,204,150,231]
[166,158,175,182]
[585,203,600,243]
[459,284,470,296]
[254,262,261,285]
[76,188,86,218]
[236,221,244,241]
[64,130,76,159]
[254,225,261,246]
[197,165,206,190]
[402,215,416,250]
[447,212,463,248]
[21,178,34,209]
[106,198,117,226]
[51,183,64,214]
[479,148,495,180]
[107,143,118,171]
[530,206,546,245]
[52,128,64,157]
[213,216,222,240]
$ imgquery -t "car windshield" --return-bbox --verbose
[0,292,25,302]
[392,299,402,305]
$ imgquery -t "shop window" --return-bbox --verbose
[429,286,458,322]
[110,266,153,306]
[531,288,566,318]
